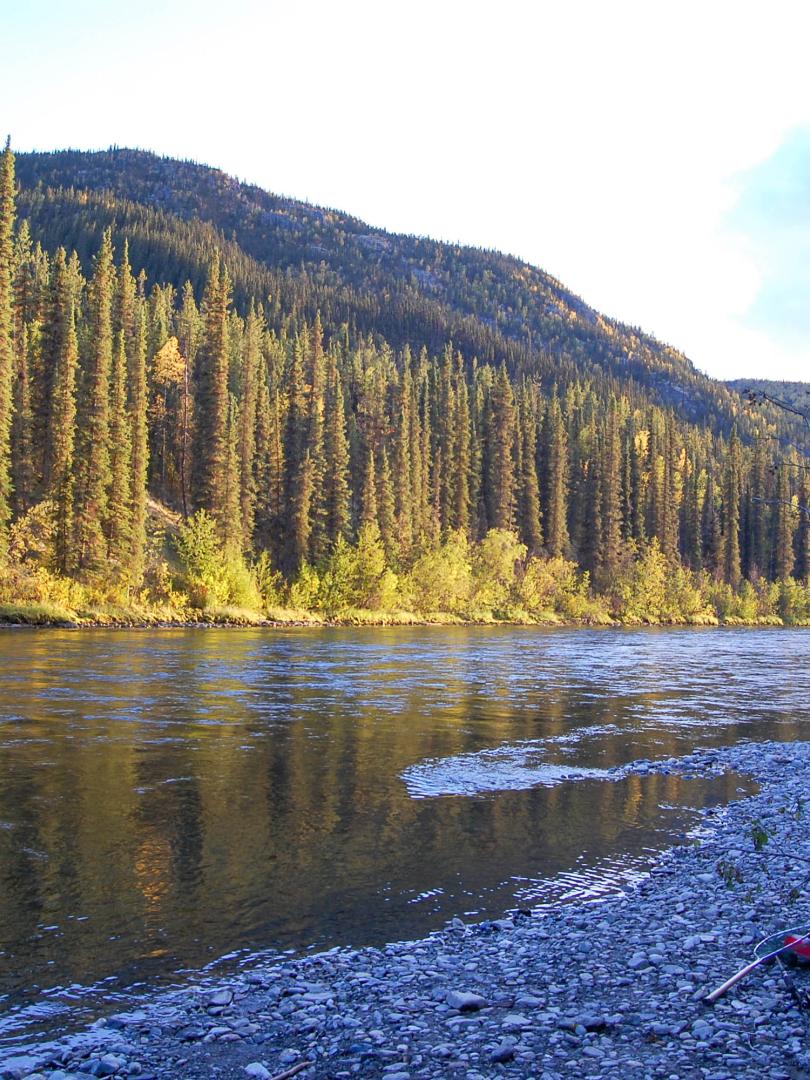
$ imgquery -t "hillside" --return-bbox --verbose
[727,379,810,420]
[3,141,810,630]
[14,148,770,437]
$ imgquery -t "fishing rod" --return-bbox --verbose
[705,925,810,1005]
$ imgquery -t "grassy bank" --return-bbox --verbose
[5,511,810,630]
[0,599,803,629]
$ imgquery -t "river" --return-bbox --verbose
[0,625,806,1052]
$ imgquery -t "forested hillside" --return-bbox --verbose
[2,142,810,627]
[727,378,810,417]
[16,148,800,438]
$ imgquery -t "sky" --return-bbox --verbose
[3,0,810,381]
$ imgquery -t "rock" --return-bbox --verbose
[580,1014,607,1031]
[445,990,488,1012]
[491,1037,517,1063]
[178,1025,206,1041]
[244,1066,272,1080]
[208,989,234,1007]
[514,994,543,1008]
[501,1013,531,1030]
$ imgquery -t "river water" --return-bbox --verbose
[0,625,806,1051]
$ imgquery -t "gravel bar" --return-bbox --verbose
[3,740,809,1080]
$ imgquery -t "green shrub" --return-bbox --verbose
[403,531,472,614]
[472,529,526,615]
[174,510,261,610]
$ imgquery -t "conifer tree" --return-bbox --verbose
[377,446,397,563]
[222,394,243,550]
[238,304,261,549]
[795,478,810,582]
[485,365,515,531]
[73,228,115,574]
[393,360,414,556]
[681,453,702,571]
[193,254,231,532]
[282,328,311,570]
[772,462,796,581]
[47,274,78,574]
[0,140,15,553]
[702,465,721,575]
[451,364,472,535]
[597,402,623,586]
[307,313,327,562]
[11,323,35,514]
[128,296,149,583]
[175,282,199,518]
[107,331,133,571]
[721,432,742,586]
[542,394,570,557]
[115,239,137,351]
[322,354,351,551]
[747,436,770,577]
[516,389,542,553]
[360,443,378,531]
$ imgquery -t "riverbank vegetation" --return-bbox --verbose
[2,143,810,629]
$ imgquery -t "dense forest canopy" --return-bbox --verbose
[2,142,810,626]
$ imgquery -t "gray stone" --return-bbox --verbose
[445,991,488,1012]
[501,1013,531,1030]
[491,1037,517,1063]
[244,1066,272,1080]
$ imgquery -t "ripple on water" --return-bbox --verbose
[404,750,611,798]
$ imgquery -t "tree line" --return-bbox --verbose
[1,142,809,624]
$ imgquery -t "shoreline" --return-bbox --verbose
[0,609,802,631]
[2,740,809,1079]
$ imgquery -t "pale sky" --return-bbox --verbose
[3,0,810,381]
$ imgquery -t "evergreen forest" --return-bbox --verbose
[3,142,810,627]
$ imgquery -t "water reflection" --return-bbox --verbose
[0,625,806,1049]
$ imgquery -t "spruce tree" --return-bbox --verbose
[392,359,414,556]
[360,443,378,531]
[702,465,721,575]
[47,278,78,574]
[747,437,770,577]
[772,462,795,581]
[175,280,200,518]
[597,402,623,586]
[254,376,285,562]
[322,354,351,551]
[306,313,327,562]
[377,446,397,562]
[128,296,149,584]
[11,323,35,514]
[193,254,231,532]
[485,365,515,531]
[0,140,15,553]
[721,432,742,586]
[222,394,243,550]
[238,304,261,549]
[451,364,472,535]
[542,394,570,557]
[516,389,542,553]
[107,331,133,571]
[795,479,810,582]
[73,229,115,574]
[282,328,310,570]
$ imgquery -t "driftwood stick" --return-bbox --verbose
[268,1062,309,1080]
[705,929,810,1005]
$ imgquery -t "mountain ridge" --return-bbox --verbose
[15,146,750,434]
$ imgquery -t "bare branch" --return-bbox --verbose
[751,496,810,519]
